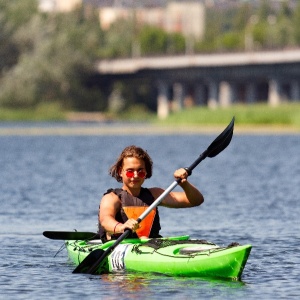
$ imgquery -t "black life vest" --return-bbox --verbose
[98,187,162,242]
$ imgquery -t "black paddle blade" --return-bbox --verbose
[207,117,235,158]
[72,249,105,274]
[76,229,131,275]
[43,231,98,240]
[185,117,235,174]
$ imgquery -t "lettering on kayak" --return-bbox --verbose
[110,244,130,271]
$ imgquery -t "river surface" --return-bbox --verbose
[1,122,299,299]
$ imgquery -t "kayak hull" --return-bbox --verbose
[66,236,251,280]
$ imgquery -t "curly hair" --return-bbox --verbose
[109,145,153,182]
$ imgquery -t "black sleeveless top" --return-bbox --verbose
[98,187,162,242]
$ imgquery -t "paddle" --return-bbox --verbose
[73,117,235,275]
[43,231,98,240]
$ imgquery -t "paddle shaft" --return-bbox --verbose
[138,150,208,222]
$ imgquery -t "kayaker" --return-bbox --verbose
[98,145,204,242]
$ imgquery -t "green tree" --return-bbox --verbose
[139,26,168,55]
[99,19,134,58]
[257,0,273,21]
[0,15,18,70]
[167,32,185,55]
[0,3,105,110]
[233,3,253,31]
[292,2,300,45]
[0,0,38,71]
[220,31,243,51]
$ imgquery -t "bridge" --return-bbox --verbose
[94,49,300,119]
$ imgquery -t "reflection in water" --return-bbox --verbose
[100,272,151,293]
[93,271,246,296]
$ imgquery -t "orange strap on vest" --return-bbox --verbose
[123,206,156,238]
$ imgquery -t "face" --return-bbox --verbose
[119,157,147,189]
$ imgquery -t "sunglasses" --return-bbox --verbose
[123,169,147,179]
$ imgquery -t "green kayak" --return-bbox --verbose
[66,235,251,280]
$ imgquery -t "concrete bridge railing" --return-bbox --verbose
[95,49,300,118]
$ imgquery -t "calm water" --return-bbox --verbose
[1,122,299,299]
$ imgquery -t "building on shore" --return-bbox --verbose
[39,0,82,12]
[98,2,205,41]
[39,0,205,41]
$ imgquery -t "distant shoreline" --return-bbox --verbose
[1,123,299,135]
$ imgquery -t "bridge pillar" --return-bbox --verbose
[157,81,169,119]
[268,79,281,106]
[291,80,300,101]
[231,82,239,104]
[245,82,256,103]
[194,83,206,105]
[172,83,185,111]
[219,81,233,107]
[207,81,218,108]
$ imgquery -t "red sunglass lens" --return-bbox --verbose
[125,171,134,178]
[125,170,146,178]
[137,171,146,178]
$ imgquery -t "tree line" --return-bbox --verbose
[1,0,300,112]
